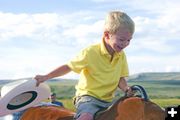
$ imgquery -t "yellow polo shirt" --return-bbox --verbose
[67,40,129,102]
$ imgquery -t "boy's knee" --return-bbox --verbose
[77,113,93,120]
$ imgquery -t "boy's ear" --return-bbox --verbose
[104,31,110,39]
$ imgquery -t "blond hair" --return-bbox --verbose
[104,11,135,34]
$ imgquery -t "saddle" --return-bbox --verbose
[95,85,165,120]
[95,97,165,120]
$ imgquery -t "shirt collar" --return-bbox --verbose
[100,38,110,55]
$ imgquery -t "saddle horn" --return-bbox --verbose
[124,85,149,101]
[129,85,149,101]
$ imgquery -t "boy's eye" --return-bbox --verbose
[119,39,131,42]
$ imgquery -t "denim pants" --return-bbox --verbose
[12,110,26,120]
[74,95,112,119]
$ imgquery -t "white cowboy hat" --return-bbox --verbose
[0,78,51,116]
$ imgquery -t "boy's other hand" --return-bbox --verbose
[125,87,135,97]
[34,75,48,87]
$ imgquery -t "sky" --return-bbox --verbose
[0,0,180,80]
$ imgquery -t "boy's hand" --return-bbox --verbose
[34,75,48,87]
[125,87,135,97]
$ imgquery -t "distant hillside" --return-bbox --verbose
[0,77,32,86]
[0,77,77,87]
[0,72,180,86]
[0,80,12,85]
[128,72,180,81]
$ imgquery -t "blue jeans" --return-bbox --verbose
[74,95,112,119]
[12,110,26,120]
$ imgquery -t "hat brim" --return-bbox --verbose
[0,79,51,116]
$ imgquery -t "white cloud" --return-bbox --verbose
[132,3,180,53]
[130,37,175,54]
[128,55,180,74]
[91,0,118,2]
[0,44,77,79]
[0,12,62,42]
[0,0,180,79]
[0,11,105,79]
[165,65,180,72]
[62,20,104,46]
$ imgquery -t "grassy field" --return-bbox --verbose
[48,80,180,99]
[151,99,180,108]
[48,79,180,110]
[127,80,180,99]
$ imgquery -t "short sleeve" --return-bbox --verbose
[67,49,88,73]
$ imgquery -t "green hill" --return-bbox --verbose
[128,72,180,81]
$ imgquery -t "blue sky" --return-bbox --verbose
[0,0,180,79]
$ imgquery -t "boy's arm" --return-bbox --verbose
[118,77,134,97]
[35,64,71,86]
[118,77,129,92]
[44,64,71,79]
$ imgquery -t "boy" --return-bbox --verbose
[35,11,135,120]
[50,92,64,107]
